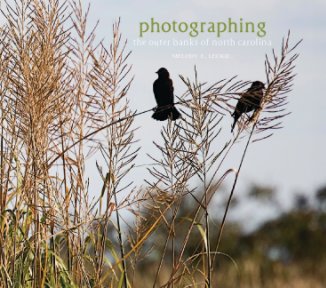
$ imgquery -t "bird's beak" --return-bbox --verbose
[155,71,158,74]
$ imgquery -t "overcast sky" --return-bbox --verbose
[86,0,325,196]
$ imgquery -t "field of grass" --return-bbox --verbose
[0,1,309,287]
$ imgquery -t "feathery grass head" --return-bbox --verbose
[246,32,302,140]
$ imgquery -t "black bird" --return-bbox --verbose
[152,68,181,121]
[231,81,265,132]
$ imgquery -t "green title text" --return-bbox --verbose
[139,18,267,38]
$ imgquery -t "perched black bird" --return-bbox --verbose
[152,68,181,121]
[231,81,265,132]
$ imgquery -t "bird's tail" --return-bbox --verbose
[231,120,236,132]
[152,106,181,121]
[231,113,239,132]
[170,106,181,120]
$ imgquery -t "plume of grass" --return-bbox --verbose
[0,0,74,285]
[87,19,137,287]
[213,32,302,271]
[0,0,137,286]
[141,69,249,287]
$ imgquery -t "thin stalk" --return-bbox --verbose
[170,140,175,288]
[0,99,4,268]
[214,124,256,259]
[97,172,110,278]
[153,208,178,288]
[114,191,128,288]
[203,154,211,288]
[59,120,71,273]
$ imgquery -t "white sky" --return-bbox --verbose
[83,0,326,227]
